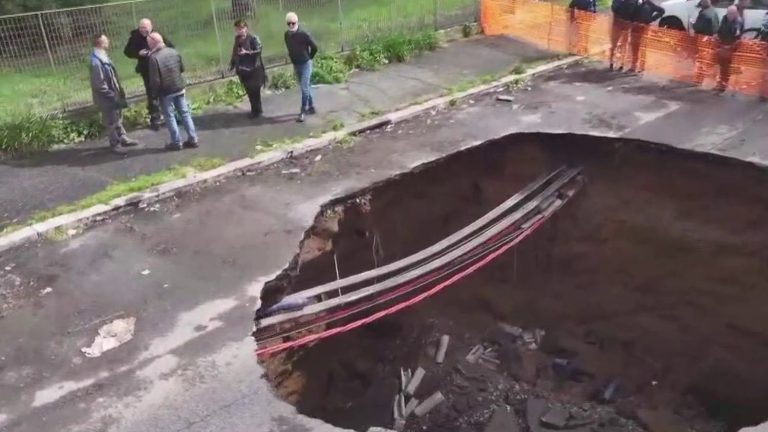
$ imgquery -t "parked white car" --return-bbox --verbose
[657,0,768,36]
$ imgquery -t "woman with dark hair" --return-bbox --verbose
[230,19,266,118]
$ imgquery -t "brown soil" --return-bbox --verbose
[259,133,768,432]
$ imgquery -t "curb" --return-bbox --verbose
[0,54,581,254]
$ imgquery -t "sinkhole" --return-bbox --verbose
[255,133,768,432]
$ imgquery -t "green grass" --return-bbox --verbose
[20,156,223,227]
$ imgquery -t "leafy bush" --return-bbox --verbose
[268,70,296,91]
[346,32,439,71]
[312,53,351,84]
[0,112,100,157]
[462,23,473,38]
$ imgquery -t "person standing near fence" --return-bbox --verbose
[568,0,597,55]
[147,32,199,151]
[714,5,743,93]
[692,0,720,85]
[90,34,139,155]
[609,0,638,71]
[124,18,174,131]
[284,12,318,123]
[230,19,267,119]
[627,0,665,74]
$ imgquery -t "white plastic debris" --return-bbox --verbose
[39,287,53,296]
[81,317,136,358]
[281,168,301,174]
[140,269,151,276]
[314,155,323,162]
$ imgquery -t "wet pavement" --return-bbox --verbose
[1,54,768,432]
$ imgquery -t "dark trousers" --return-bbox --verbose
[140,72,162,124]
[239,74,262,114]
[629,24,648,72]
[716,43,736,90]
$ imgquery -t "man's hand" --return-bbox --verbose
[238,47,249,55]
[139,49,150,57]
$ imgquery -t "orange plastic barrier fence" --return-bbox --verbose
[480,0,768,96]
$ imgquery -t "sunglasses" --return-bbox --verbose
[286,21,297,26]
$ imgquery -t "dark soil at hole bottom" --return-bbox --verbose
[259,133,768,432]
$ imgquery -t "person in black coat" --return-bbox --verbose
[627,0,665,73]
[230,19,267,119]
[124,18,174,130]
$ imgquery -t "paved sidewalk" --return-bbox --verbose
[0,36,551,230]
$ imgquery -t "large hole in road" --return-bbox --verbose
[257,133,768,432]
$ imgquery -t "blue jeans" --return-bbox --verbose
[294,60,314,113]
[160,93,198,145]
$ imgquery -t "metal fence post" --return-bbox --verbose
[210,0,225,77]
[337,0,344,52]
[37,12,55,70]
[433,0,439,31]
[131,1,138,25]
[279,0,284,12]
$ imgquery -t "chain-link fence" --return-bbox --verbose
[0,0,478,117]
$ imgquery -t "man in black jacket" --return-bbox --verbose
[627,0,665,73]
[124,18,174,130]
[284,12,318,123]
[147,32,199,151]
[692,0,719,85]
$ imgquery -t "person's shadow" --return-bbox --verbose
[193,111,297,131]
[2,145,169,169]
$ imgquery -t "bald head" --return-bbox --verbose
[138,18,153,36]
[147,32,165,50]
[726,5,739,19]
[286,12,299,32]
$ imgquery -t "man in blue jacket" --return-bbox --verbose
[90,34,138,155]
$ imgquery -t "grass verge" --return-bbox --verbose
[0,157,225,236]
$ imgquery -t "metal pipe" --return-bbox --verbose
[37,13,55,70]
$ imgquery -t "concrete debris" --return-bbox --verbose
[368,428,398,432]
[414,391,445,417]
[599,379,621,403]
[39,287,53,296]
[540,406,569,429]
[484,405,521,432]
[400,368,412,392]
[498,322,523,337]
[405,397,420,417]
[393,418,406,432]
[281,168,301,174]
[314,154,322,162]
[466,344,484,363]
[405,367,425,396]
[81,317,136,358]
[393,392,406,421]
[496,95,515,102]
[436,335,450,364]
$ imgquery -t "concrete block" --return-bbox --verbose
[405,367,425,396]
[368,428,398,432]
[466,345,483,363]
[526,398,548,432]
[541,406,569,429]
[0,227,38,253]
[435,335,450,364]
[414,391,445,417]
[404,397,420,417]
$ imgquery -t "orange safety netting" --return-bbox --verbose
[480,0,768,96]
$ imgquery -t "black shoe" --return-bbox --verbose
[109,145,127,155]
[120,138,139,147]
[609,63,614,71]
[183,139,199,149]
[307,106,316,115]
[248,111,262,120]
[296,113,305,123]
[165,143,183,151]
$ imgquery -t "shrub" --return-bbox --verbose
[0,112,100,157]
[346,32,439,71]
[269,70,296,91]
[462,23,473,38]
[312,53,351,84]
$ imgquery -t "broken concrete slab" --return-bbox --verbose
[484,405,521,432]
[368,428,398,432]
[466,344,483,363]
[540,405,569,429]
[404,397,419,417]
[414,391,445,417]
[526,398,549,432]
[393,393,406,421]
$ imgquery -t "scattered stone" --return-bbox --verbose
[466,345,483,363]
[540,405,569,429]
[484,405,521,432]
[436,334,450,364]
[496,95,516,102]
[414,391,445,417]
[405,367,425,396]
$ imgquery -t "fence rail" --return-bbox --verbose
[0,0,479,116]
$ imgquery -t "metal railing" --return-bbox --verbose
[0,0,478,116]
